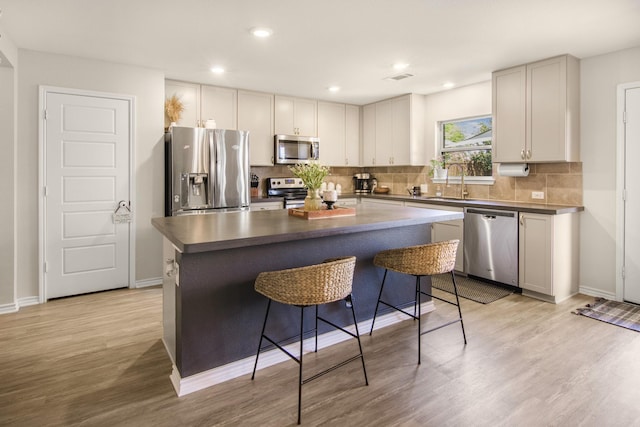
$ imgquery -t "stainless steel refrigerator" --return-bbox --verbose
[165,126,250,216]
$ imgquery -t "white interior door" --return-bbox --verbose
[623,85,640,304]
[42,88,133,299]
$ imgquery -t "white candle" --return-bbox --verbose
[323,190,338,202]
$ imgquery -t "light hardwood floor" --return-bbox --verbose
[1,286,639,426]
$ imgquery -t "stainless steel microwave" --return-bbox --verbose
[274,134,320,165]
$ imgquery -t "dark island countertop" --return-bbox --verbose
[361,194,584,215]
[152,204,463,254]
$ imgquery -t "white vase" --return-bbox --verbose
[434,168,448,180]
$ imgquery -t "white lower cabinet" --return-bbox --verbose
[334,197,357,207]
[360,198,404,207]
[250,201,283,211]
[406,203,464,272]
[518,212,579,303]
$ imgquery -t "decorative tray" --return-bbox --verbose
[288,206,356,220]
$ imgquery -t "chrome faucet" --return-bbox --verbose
[445,163,468,199]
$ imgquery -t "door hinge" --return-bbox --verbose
[622,189,627,202]
[622,265,625,280]
[44,186,48,197]
[623,110,627,124]
[43,109,48,120]
[44,261,48,273]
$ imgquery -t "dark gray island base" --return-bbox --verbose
[152,204,463,396]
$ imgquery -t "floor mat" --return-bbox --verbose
[573,298,640,332]
[431,274,512,304]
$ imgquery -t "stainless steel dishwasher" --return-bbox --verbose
[464,207,519,286]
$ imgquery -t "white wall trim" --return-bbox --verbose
[135,277,162,288]
[18,296,41,307]
[0,302,19,314]
[38,86,136,302]
[0,296,42,315]
[616,81,640,302]
[170,301,435,397]
[579,286,616,301]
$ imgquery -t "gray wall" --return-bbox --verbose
[580,46,640,297]
[0,65,15,308]
[15,50,165,300]
[0,24,17,310]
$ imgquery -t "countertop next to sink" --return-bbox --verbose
[360,193,584,215]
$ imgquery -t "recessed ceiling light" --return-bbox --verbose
[251,27,273,38]
[393,63,409,71]
[328,86,341,93]
[442,82,455,89]
[210,66,225,74]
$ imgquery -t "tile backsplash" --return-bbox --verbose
[251,162,583,206]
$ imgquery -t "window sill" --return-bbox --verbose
[431,176,495,185]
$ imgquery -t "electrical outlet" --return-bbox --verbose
[532,191,545,200]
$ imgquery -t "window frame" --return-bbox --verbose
[432,114,495,185]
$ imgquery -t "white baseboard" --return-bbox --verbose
[169,301,435,397]
[0,296,40,315]
[18,296,40,307]
[0,302,19,314]
[579,286,616,300]
[135,277,162,288]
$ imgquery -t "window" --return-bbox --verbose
[434,115,493,182]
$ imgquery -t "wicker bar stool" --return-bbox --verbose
[251,256,368,424]
[369,240,467,364]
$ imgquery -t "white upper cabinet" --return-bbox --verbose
[274,96,317,136]
[238,90,275,166]
[165,80,237,129]
[165,80,201,128]
[317,102,360,166]
[362,94,424,166]
[200,85,237,130]
[492,55,580,163]
[345,105,360,166]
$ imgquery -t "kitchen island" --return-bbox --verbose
[152,204,463,396]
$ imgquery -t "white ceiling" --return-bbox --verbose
[1,0,639,105]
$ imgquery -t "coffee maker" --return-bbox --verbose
[353,173,374,194]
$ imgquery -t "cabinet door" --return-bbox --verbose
[238,90,274,166]
[519,212,552,294]
[527,56,567,162]
[201,85,237,130]
[295,98,317,136]
[274,96,295,135]
[375,100,393,165]
[391,95,411,165]
[274,96,317,136]
[345,105,360,166]
[317,101,346,166]
[250,202,283,211]
[492,66,526,163]
[362,103,376,166]
[165,80,201,128]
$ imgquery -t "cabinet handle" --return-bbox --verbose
[519,214,524,226]
[520,149,525,160]
[526,149,532,159]
[345,158,349,165]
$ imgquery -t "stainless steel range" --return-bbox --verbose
[266,177,307,209]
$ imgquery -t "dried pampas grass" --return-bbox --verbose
[165,95,184,123]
